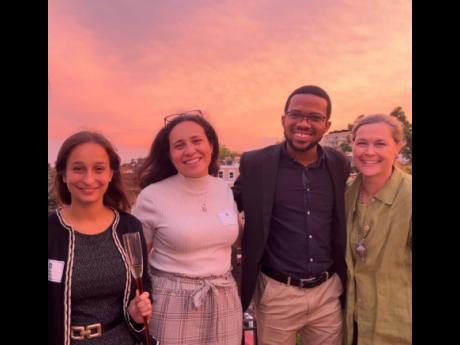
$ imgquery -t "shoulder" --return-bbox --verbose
[244,144,280,157]
[241,144,281,162]
[48,210,58,224]
[323,146,347,162]
[323,146,350,173]
[395,168,412,198]
[48,209,69,251]
[210,176,235,196]
[345,174,360,198]
[137,175,177,199]
[118,210,142,224]
[115,210,143,232]
[399,168,412,185]
[210,175,231,188]
[132,176,179,217]
[48,209,64,233]
[144,175,177,190]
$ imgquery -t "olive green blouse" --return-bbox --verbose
[344,167,412,345]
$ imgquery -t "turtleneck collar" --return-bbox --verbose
[175,173,212,194]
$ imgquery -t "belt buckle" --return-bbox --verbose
[298,276,316,288]
[71,323,102,340]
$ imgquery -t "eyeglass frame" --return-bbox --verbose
[163,109,203,125]
[284,111,328,124]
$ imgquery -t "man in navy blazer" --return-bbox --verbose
[233,85,350,345]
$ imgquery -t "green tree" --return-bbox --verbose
[347,114,364,132]
[219,145,239,160]
[339,142,352,153]
[48,163,58,213]
[390,106,412,163]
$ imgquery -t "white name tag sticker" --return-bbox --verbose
[48,259,65,283]
[218,211,237,226]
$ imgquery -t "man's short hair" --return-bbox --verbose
[284,85,332,118]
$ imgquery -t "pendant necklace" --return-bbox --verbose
[356,231,369,261]
[200,192,208,212]
[355,190,371,262]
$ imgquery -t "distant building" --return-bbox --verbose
[120,161,143,205]
[345,151,353,165]
[218,157,240,186]
[320,129,351,149]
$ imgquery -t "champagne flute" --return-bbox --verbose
[122,232,152,345]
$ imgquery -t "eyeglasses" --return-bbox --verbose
[164,110,203,125]
[285,111,327,124]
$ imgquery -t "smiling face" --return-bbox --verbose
[168,120,213,178]
[282,93,331,154]
[63,142,113,207]
[352,122,403,179]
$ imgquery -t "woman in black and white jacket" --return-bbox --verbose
[48,131,152,345]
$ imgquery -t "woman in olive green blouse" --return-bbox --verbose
[344,114,412,345]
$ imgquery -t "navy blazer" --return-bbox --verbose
[233,143,350,311]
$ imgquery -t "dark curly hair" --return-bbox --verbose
[138,114,220,189]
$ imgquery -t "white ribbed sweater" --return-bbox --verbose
[132,174,239,277]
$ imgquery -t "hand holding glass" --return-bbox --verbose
[122,232,152,345]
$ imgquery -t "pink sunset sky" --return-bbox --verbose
[48,0,411,164]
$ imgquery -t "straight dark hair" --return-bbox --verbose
[284,85,332,118]
[138,115,220,189]
[54,131,130,211]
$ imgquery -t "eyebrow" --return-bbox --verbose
[289,110,325,115]
[172,135,204,144]
[69,161,109,165]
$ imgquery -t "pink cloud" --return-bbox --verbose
[49,0,411,162]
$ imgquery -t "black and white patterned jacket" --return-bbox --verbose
[48,208,151,345]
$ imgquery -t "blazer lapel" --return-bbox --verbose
[323,148,341,196]
[261,145,281,242]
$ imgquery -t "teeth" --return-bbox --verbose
[294,133,311,138]
[185,158,200,165]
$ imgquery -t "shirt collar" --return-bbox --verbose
[371,167,404,205]
[281,141,325,167]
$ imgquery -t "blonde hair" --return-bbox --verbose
[352,114,405,144]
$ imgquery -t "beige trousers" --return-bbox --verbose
[253,271,343,345]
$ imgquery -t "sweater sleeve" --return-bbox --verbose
[132,188,158,249]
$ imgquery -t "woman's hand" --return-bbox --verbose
[128,291,152,324]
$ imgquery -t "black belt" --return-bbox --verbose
[261,266,334,289]
[71,315,124,340]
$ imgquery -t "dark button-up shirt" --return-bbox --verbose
[262,143,334,277]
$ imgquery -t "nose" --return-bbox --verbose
[297,116,312,127]
[183,143,196,156]
[83,172,96,183]
[364,145,376,155]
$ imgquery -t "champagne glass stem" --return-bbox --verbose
[135,277,151,345]
[135,278,144,294]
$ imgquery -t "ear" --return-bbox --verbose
[108,170,114,182]
[62,174,66,183]
[395,138,405,154]
[324,119,332,132]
